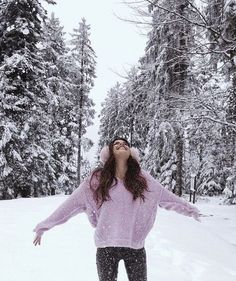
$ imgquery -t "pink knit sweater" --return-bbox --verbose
[33,169,201,249]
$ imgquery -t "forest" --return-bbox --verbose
[0,0,235,204]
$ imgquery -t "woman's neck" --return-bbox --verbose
[115,159,128,180]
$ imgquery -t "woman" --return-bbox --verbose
[33,137,201,281]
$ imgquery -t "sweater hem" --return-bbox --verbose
[95,239,145,249]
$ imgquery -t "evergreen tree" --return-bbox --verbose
[139,0,194,195]
[221,0,236,203]
[98,82,124,148]
[70,18,96,184]
[0,0,55,199]
[114,67,145,146]
[40,12,73,195]
[128,66,152,158]
[98,67,150,161]
[204,0,236,203]
[143,120,177,191]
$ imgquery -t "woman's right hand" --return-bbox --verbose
[33,234,42,246]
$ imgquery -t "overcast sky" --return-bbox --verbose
[44,0,148,164]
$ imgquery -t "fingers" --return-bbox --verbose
[193,214,201,222]
[33,238,38,246]
[33,235,41,246]
[190,209,201,222]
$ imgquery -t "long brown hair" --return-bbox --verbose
[89,137,149,207]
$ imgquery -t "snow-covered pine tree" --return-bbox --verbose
[0,0,55,199]
[140,0,194,195]
[114,66,150,149]
[108,66,152,161]
[40,12,76,195]
[205,0,224,70]
[204,0,236,203]
[221,0,236,204]
[129,65,152,159]
[98,65,161,166]
[98,82,124,149]
[109,0,234,202]
[70,18,96,184]
[183,54,230,197]
[98,67,152,163]
[116,67,139,146]
[145,120,177,190]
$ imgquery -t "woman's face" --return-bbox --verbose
[112,139,131,160]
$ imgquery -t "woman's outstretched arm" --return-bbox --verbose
[142,169,201,222]
[158,184,201,222]
[33,178,88,246]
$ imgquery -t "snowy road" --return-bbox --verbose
[0,195,236,281]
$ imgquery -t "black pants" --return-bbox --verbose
[96,246,147,281]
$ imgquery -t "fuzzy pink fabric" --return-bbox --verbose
[33,169,201,249]
[99,146,140,163]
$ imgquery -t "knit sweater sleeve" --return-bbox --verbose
[142,169,201,222]
[158,184,201,221]
[33,178,88,236]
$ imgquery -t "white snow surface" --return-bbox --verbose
[0,195,236,281]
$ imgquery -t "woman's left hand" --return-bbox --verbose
[33,233,42,246]
[193,212,202,222]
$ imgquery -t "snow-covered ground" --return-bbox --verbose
[0,195,235,281]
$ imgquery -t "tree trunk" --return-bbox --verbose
[77,92,83,185]
[174,127,183,196]
[173,1,189,196]
[77,45,85,185]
